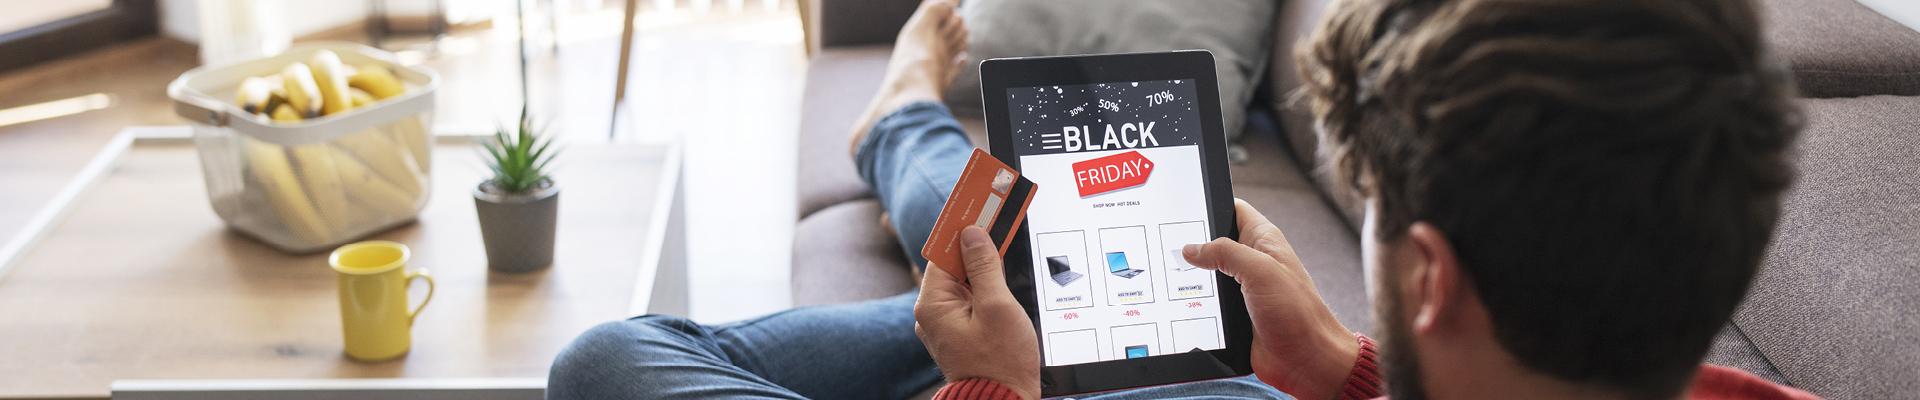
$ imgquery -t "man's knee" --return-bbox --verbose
[562,316,700,356]
[549,316,705,387]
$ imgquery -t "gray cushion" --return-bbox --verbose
[792,199,916,306]
[1705,324,1790,384]
[1265,0,1329,169]
[1262,0,1365,232]
[797,47,890,218]
[1731,96,1920,399]
[1762,0,1920,97]
[943,0,1279,141]
[1264,0,1328,104]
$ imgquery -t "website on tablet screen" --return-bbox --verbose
[1007,79,1225,366]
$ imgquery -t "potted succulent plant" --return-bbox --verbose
[474,109,559,273]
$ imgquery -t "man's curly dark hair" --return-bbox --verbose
[1296,0,1802,397]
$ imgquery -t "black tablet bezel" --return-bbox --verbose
[980,50,1252,396]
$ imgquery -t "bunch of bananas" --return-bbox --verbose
[230,50,431,246]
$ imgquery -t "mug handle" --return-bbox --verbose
[405,268,436,325]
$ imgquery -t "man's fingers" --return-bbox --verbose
[921,260,965,292]
[915,261,970,325]
[917,259,969,308]
[1184,237,1284,286]
[958,226,1013,298]
[917,226,1013,327]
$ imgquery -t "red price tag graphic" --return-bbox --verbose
[1070,150,1153,197]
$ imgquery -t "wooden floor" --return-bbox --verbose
[0,5,801,324]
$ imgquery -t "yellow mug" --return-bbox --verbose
[329,240,435,361]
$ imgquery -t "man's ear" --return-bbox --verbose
[1404,222,1467,335]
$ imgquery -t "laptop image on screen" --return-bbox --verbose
[1108,251,1144,279]
[1124,345,1150,359]
[1047,256,1083,286]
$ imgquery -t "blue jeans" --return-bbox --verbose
[547,102,1291,400]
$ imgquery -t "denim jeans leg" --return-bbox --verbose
[546,317,806,399]
[1071,375,1293,400]
[853,101,976,271]
[547,102,972,399]
[547,293,938,400]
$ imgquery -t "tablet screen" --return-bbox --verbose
[1006,79,1225,366]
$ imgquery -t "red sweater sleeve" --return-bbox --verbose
[1341,333,1386,400]
[931,378,1024,400]
[1686,365,1821,400]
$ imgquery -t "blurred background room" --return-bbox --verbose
[0,0,805,397]
[0,0,1915,399]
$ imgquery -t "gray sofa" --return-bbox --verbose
[791,1,1920,398]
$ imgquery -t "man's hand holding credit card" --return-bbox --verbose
[921,149,1037,282]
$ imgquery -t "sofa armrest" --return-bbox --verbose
[803,0,917,53]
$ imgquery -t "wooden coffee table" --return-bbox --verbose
[0,127,684,399]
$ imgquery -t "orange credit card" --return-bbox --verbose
[922,149,1038,281]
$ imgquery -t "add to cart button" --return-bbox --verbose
[1071,150,1153,197]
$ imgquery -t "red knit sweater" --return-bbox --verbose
[931,334,1820,400]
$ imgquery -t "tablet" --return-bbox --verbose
[980,50,1253,396]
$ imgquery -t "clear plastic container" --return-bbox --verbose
[168,42,439,253]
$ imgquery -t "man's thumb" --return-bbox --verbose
[958,226,1010,293]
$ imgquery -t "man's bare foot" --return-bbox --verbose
[848,0,969,157]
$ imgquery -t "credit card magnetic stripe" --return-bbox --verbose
[989,176,1037,250]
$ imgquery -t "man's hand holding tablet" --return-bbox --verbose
[1183,199,1361,400]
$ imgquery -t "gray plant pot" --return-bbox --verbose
[473,180,559,273]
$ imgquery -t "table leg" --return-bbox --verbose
[611,0,639,139]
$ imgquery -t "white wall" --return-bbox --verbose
[159,0,468,44]
[157,0,199,42]
[0,0,113,33]
[282,1,369,40]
